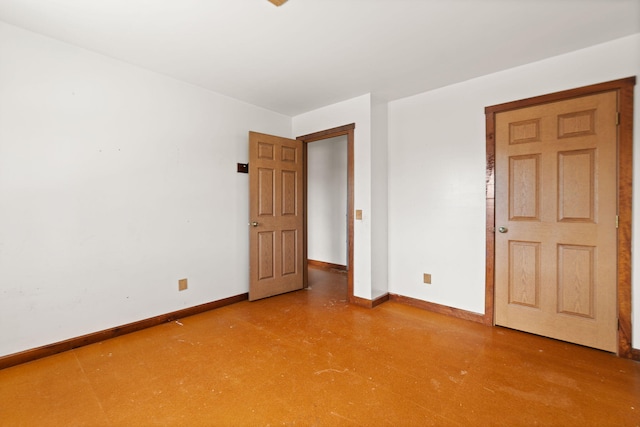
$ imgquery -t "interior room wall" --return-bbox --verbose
[371,96,389,299]
[292,95,373,299]
[387,34,640,348]
[0,22,291,357]
[307,136,348,266]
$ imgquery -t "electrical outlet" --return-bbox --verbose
[423,273,431,284]
[179,278,188,291]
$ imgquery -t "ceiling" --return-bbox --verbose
[0,0,638,116]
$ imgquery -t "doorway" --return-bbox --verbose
[306,135,348,271]
[247,125,355,303]
[298,124,355,303]
[484,77,636,357]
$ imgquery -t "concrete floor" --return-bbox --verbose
[1,267,639,426]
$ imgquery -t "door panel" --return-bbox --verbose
[558,149,595,222]
[249,132,304,301]
[509,154,540,220]
[495,91,617,352]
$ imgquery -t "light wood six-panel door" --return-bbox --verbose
[495,91,618,352]
[249,132,304,301]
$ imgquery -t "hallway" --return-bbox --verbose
[1,267,639,426]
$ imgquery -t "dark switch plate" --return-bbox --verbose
[237,163,248,173]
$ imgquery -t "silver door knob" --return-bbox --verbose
[250,222,259,227]
[498,226,508,233]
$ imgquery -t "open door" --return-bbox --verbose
[249,132,304,300]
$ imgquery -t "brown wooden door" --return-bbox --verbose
[249,132,304,301]
[495,91,618,352]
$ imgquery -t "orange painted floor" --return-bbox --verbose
[1,267,639,426]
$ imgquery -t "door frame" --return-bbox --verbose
[484,77,636,358]
[297,124,355,303]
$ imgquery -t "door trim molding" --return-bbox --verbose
[484,77,637,358]
[297,124,355,303]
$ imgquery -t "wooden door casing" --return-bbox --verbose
[485,77,637,358]
[297,124,356,304]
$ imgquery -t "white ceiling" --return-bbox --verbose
[1,0,639,116]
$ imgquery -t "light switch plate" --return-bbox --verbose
[355,210,363,220]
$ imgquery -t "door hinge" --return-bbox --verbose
[616,112,620,126]
[616,215,619,229]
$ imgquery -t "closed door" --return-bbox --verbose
[495,91,618,352]
[249,132,304,301]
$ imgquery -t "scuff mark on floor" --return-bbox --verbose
[314,368,349,375]
[330,411,357,423]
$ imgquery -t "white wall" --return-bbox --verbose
[388,34,640,348]
[293,95,374,299]
[307,136,348,266]
[371,96,389,299]
[0,22,291,357]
